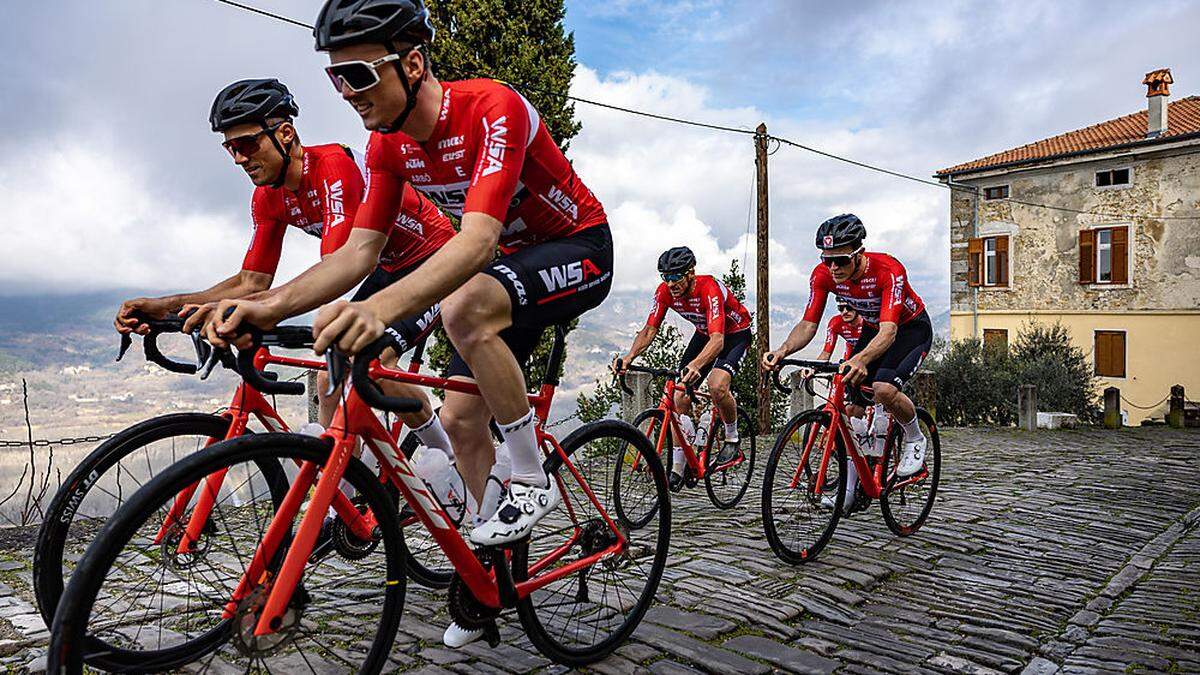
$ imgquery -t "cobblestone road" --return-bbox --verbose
[0,427,1196,673]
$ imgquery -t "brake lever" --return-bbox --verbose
[198,344,226,381]
[325,350,350,397]
[191,330,213,370]
[117,333,133,362]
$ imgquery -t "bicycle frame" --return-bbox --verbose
[217,353,629,639]
[640,379,745,479]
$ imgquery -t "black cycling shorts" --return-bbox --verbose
[447,224,614,378]
[847,310,932,406]
[679,328,752,379]
[351,263,440,356]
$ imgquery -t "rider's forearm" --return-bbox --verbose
[159,271,272,309]
[778,321,818,356]
[817,350,833,362]
[690,334,725,368]
[856,322,897,363]
[626,326,659,360]
[364,215,498,325]
[263,231,384,318]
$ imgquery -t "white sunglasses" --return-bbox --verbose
[324,52,404,93]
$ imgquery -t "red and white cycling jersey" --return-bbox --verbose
[356,79,607,252]
[646,275,752,336]
[243,144,453,275]
[803,252,925,327]
[823,314,863,359]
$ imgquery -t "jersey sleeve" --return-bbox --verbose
[877,264,905,325]
[801,264,832,324]
[701,278,726,335]
[241,189,287,276]
[353,134,406,238]
[646,284,670,329]
[316,148,366,257]
[822,316,839,353]
[462,85,530,221]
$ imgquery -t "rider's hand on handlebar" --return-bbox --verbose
[761,349,785,371]
[839,355,869,387]
[799,366,815,380]
[680,363,703,387]
[313,299,385,356]
[115,297,170,336]
[180,302,216,334]
[206,298,279,350]
[611,354,630,375]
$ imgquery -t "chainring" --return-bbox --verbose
[447,570,500,631]
[332,496,381,561]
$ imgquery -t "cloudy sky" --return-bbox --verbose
[3,0,1199,317]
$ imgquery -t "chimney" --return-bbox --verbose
[1143,68,1173,138]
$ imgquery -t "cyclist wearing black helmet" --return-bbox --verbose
[763,214,932,478]
[614,247,752,490]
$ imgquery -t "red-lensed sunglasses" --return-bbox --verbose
[221,123,283,158]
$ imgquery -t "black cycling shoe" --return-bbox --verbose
[668,471,685,493]
[713,440,740,466]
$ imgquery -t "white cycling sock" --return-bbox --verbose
[677,414,696,445]
[900,413,924,442]
[412,412,455,461]
[723,420,738,443]
[671,447,686,475]
[499,409,546,488]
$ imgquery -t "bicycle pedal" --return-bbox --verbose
[483,621,500,648]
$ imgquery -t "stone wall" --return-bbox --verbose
[948,148,1200,313]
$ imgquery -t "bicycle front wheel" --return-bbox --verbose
[705,404,757,509]
[515,419,671,666]
[613,408,670,529]
[760,409,845,564]
[49,433,407,674]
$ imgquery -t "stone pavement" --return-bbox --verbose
[0,426,1196,673]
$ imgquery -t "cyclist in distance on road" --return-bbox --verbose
[613,246,752,491]
[204,3,614,648]
[762,214,933,478]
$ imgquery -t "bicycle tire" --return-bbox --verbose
[614,408,669,529]
[33,412,232,633]
[514,419,671,666]
[49,433,405,674]
[704,404,756,509]
[880,408,940,536]
[760,409,845,564]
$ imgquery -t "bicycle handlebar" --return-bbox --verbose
[116,312,200,375]
[614,362,696,400]
[349,336,423,413]
[764,358,841,395]
[231,320,313,396]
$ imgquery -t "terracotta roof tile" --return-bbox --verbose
[938,96,1200,176]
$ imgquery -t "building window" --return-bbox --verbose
[983,185,1009,200]
[983,329,1008,355]
[1079,226,1129,285]
[967,235,1009,288]
[1095,168,1131,188]
[1094,331,1126,378]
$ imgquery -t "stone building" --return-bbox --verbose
[935,69,1200,424]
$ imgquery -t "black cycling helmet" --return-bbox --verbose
[657,247,697,275]
[210,78,300,189]
[209,78,299,133]
[815,213,866,250]
[314,0,435,134]
[313,0,435,50]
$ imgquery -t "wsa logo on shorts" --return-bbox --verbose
[538,259,602,293]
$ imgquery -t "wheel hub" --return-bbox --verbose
[232,584,305,658]
[160,520,214,571]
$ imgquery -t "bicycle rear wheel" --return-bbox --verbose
[704,404,756,509]
[760,409,845,564]
[49,433,406,674]
[514,419,670,666]
[880,408,940,536]
[34,413,232,635]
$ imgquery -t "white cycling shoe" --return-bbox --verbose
[896,436,927,477]
[443,621,484,648]
[469,475,559,546]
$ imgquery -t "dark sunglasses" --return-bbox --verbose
[221,123,282,158]
[837,305,852,312]
[820,246,864,268]
[324,50,408,93]
[662,272,686,282]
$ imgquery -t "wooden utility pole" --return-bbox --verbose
[755,123,771,433]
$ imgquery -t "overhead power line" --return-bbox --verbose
[209,0,1200,222]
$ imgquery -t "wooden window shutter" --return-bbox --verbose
[1113,332,1126,377]
[1079,229,1096,283]
[1111,226,1129,284]
[967,237,983,287]
[1094,331,1127,377]
[995,235,1010,287]
[1095,332,1111,375]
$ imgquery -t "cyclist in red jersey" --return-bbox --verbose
[613,247,752,490]
[763,214,932,478]
[120,79,456,455]
[819,303,863,362]
[209,3,613,630]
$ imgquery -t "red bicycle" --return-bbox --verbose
[49,325,670,672]
[760,359,939,564]
[616,364,755,510]
[34,317,450,673]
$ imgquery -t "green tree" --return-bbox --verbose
[421,0,583,385]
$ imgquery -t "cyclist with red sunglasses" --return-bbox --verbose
[763,214,932,478]
[614,246,751,491]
